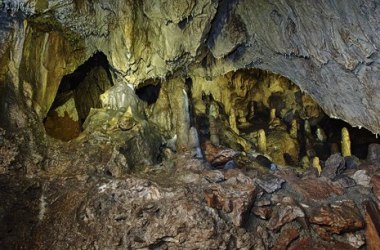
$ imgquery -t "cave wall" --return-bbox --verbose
[1,0,380,133]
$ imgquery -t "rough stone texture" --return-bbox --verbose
[1,1,380,133]
[322,153,345,180]
[255,174,285,194]
[288,237,356,250]
[1,1,380,249]
[0,127,377,249]
[273,227,299,250]
[371,174,380,208]
[308,200,364,234]
[367,143,380,164]
[364,201,380,250]
[267,204,304,231]
[279,172,344,201]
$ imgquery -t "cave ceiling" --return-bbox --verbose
[1,0,380,133]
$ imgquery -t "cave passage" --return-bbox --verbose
[135,79,161,105]
[193,69,380,168]
[44,52,113,141]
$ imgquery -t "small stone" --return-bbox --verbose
[267,205,304,231]
[273,227,299,250]
[224,160,236,170]
[203,170,225,183]
[367,143,380,163]
[204,175,257,227]
[322,153,345,179]
[255,155,273,169]
[252,206,272,220]
[345,156,360,169]
[254,199,271,207]
[118,116,136,131]
[345,233,365,249]
[313,225,334,241]
[255,175,285,193]
[351,170,371,187]
[334,175,356,188]
[308,200,364,234]
[202,141,238,167]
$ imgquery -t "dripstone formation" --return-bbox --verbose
[1,0,380,249]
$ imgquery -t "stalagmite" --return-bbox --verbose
[341,127,351,157]
[209,101,220,145]
[304,120,312,135]
[316,127,327,142]
[312,156,322,176]
[301,155,310,170]
[290,119,298,139]
[270,108,276,123]
[229,108,239,135]
[170,78,190,152]
[257,129,267,154]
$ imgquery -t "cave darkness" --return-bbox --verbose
[44,51,113,141]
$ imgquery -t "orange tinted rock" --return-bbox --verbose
[308,200,364,234]
[273,227,299,250]
[289,237,355,250]
[364,201,380,250]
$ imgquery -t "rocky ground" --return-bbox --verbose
[1,125,380,250]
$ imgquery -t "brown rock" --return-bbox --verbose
[313,225,334,241]
[267,205,304,231]
[308,200,364,234]
[204,175,257,227]
[202,170,225,183]
[364,201,380,250]
[202,141,238,167]
[254,199,271,207]
[282,175,344,200]
[252,206,273,220]
[273,227,299,250]
[289,237,356,250]
[371,175,380,209]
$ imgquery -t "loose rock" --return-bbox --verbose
[308,200,364,234]
[255,174,285,193]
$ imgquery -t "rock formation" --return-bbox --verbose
[1,0,380,249]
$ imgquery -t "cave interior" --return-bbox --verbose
[1,0,380,249]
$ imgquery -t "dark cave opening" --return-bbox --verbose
[135,79,161,105]
[43,52,113,141]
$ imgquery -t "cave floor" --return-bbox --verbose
[1,129,380,249]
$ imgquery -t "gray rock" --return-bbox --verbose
[345,156,360,169]
[322,153,345,180]
[351,170,371,188]
[224,160,236,170]
[255,175,285,193]
[367,144,380,164]
[334,175,356,188]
